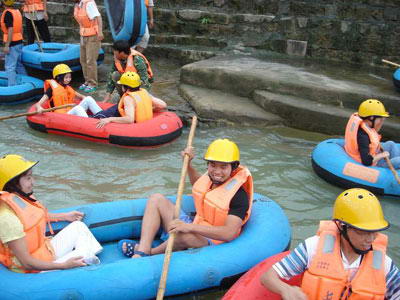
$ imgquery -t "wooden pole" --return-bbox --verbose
[156,115,198,300]
[29,10,43,52]
[382,59,400,68]
[0,104,75,121]
[380,144,400,185]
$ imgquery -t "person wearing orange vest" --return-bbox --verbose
[1,0,27,86]
[103,39,153,102]
[134,0,154,53]
[22,0,51,45]
[34,64,102,116]
[0,154,103,273]
[118,139,253,258]
[261,188,400,299]
[344,99,400,169]
[73,0,103,93]
[94,71,165,128]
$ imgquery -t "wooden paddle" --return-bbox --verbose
[156,115,198,300]
[379,144,400,185]
[0,104,75,121]
[382,59,400,68]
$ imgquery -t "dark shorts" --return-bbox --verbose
[91,104,119,119]
[160,210,214,246]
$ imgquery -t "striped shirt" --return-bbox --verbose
[273,235,400,299]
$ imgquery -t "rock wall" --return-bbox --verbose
[156,0,400,65]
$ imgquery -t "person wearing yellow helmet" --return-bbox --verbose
[344,99,400,169]
[118,139,253,258]
[0,154,103,273]
[261,188,400,299]
[1,0,28,86]
[34,63,103,116]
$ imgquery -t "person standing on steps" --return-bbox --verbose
[73,0,103,94]
[22,0,51,45]
[0,0,27,86]
[134,0,154,53]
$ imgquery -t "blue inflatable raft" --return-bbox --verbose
[312,138,400,197]
[104,0,147,45]
[0,72,43,105]
[22,42,104,72]
[0,193,291,300]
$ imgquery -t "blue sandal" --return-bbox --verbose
[134,250,150,257]
[118,239,136,258]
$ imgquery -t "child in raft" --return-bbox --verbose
[35,63,102,116]
[67,71,167,128]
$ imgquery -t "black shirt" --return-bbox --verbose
[227,187,249,220]
[357,128,374,166]
[4,11,22,46]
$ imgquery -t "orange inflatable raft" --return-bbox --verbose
[223,251,302,300]
[26,102,183,148]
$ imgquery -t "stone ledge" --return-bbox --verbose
[179,83,283,126]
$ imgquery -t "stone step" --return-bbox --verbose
[179,83,284,126]
[145,44,218,65]
[180,55,400,115]
[253,90,400,141]
[48,26,113,43]
[151,34,227,49]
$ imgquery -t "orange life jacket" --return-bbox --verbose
[73,0,99,37]
[0,8,23,42]
[114,49,154,80]
[192,165,253,245]
[23,0,44,12]
[344,113,381,165]
[301,220,387,300]
[0,192,55,273]
[44,79,76,114]
[118,89,153,123]
[144,0,149,7]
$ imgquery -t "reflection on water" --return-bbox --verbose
[1,104,399,299]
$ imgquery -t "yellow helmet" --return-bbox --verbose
[333,188,389,231]
[3,0,15,6]
[204,139,240,163]
[358,99,389,118]
[53,64,72,79]
[0,155,38,190]
[117,71,141,88]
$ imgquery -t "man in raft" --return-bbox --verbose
[119,138,253,258]
[0,154,102,272]
[103,39,153,102]
[345,99,400,169]
[34,63,102,116]
[261,188,400,299]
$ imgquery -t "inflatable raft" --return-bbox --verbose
[0,72,43,105]
[22,43,104,72]
[104,0,147,45]
[223,251,302,300]
[393,68,400,92]
[26,101,183,148]
[0,193,291,300]
[312,138,400,197]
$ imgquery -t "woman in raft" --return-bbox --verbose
[35,63,102,116]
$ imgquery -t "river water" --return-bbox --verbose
[1,61,399,299]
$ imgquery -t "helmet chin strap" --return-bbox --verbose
[15,187,36,202]
[338,224,371,255]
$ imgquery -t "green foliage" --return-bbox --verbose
[200,16,210,25]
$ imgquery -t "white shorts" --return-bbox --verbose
[135,25,149,49]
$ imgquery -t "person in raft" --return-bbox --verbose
[119,138,253,258]
[103,39,153,103]
[260,188,400,299]
[0,154,103,273]
[344,99,400,169]
[69,71,166,128]
[34,64,102,116]
[1,0,28,86]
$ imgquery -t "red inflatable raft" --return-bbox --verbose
[26,102,183,148]
[223,251,302,300]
